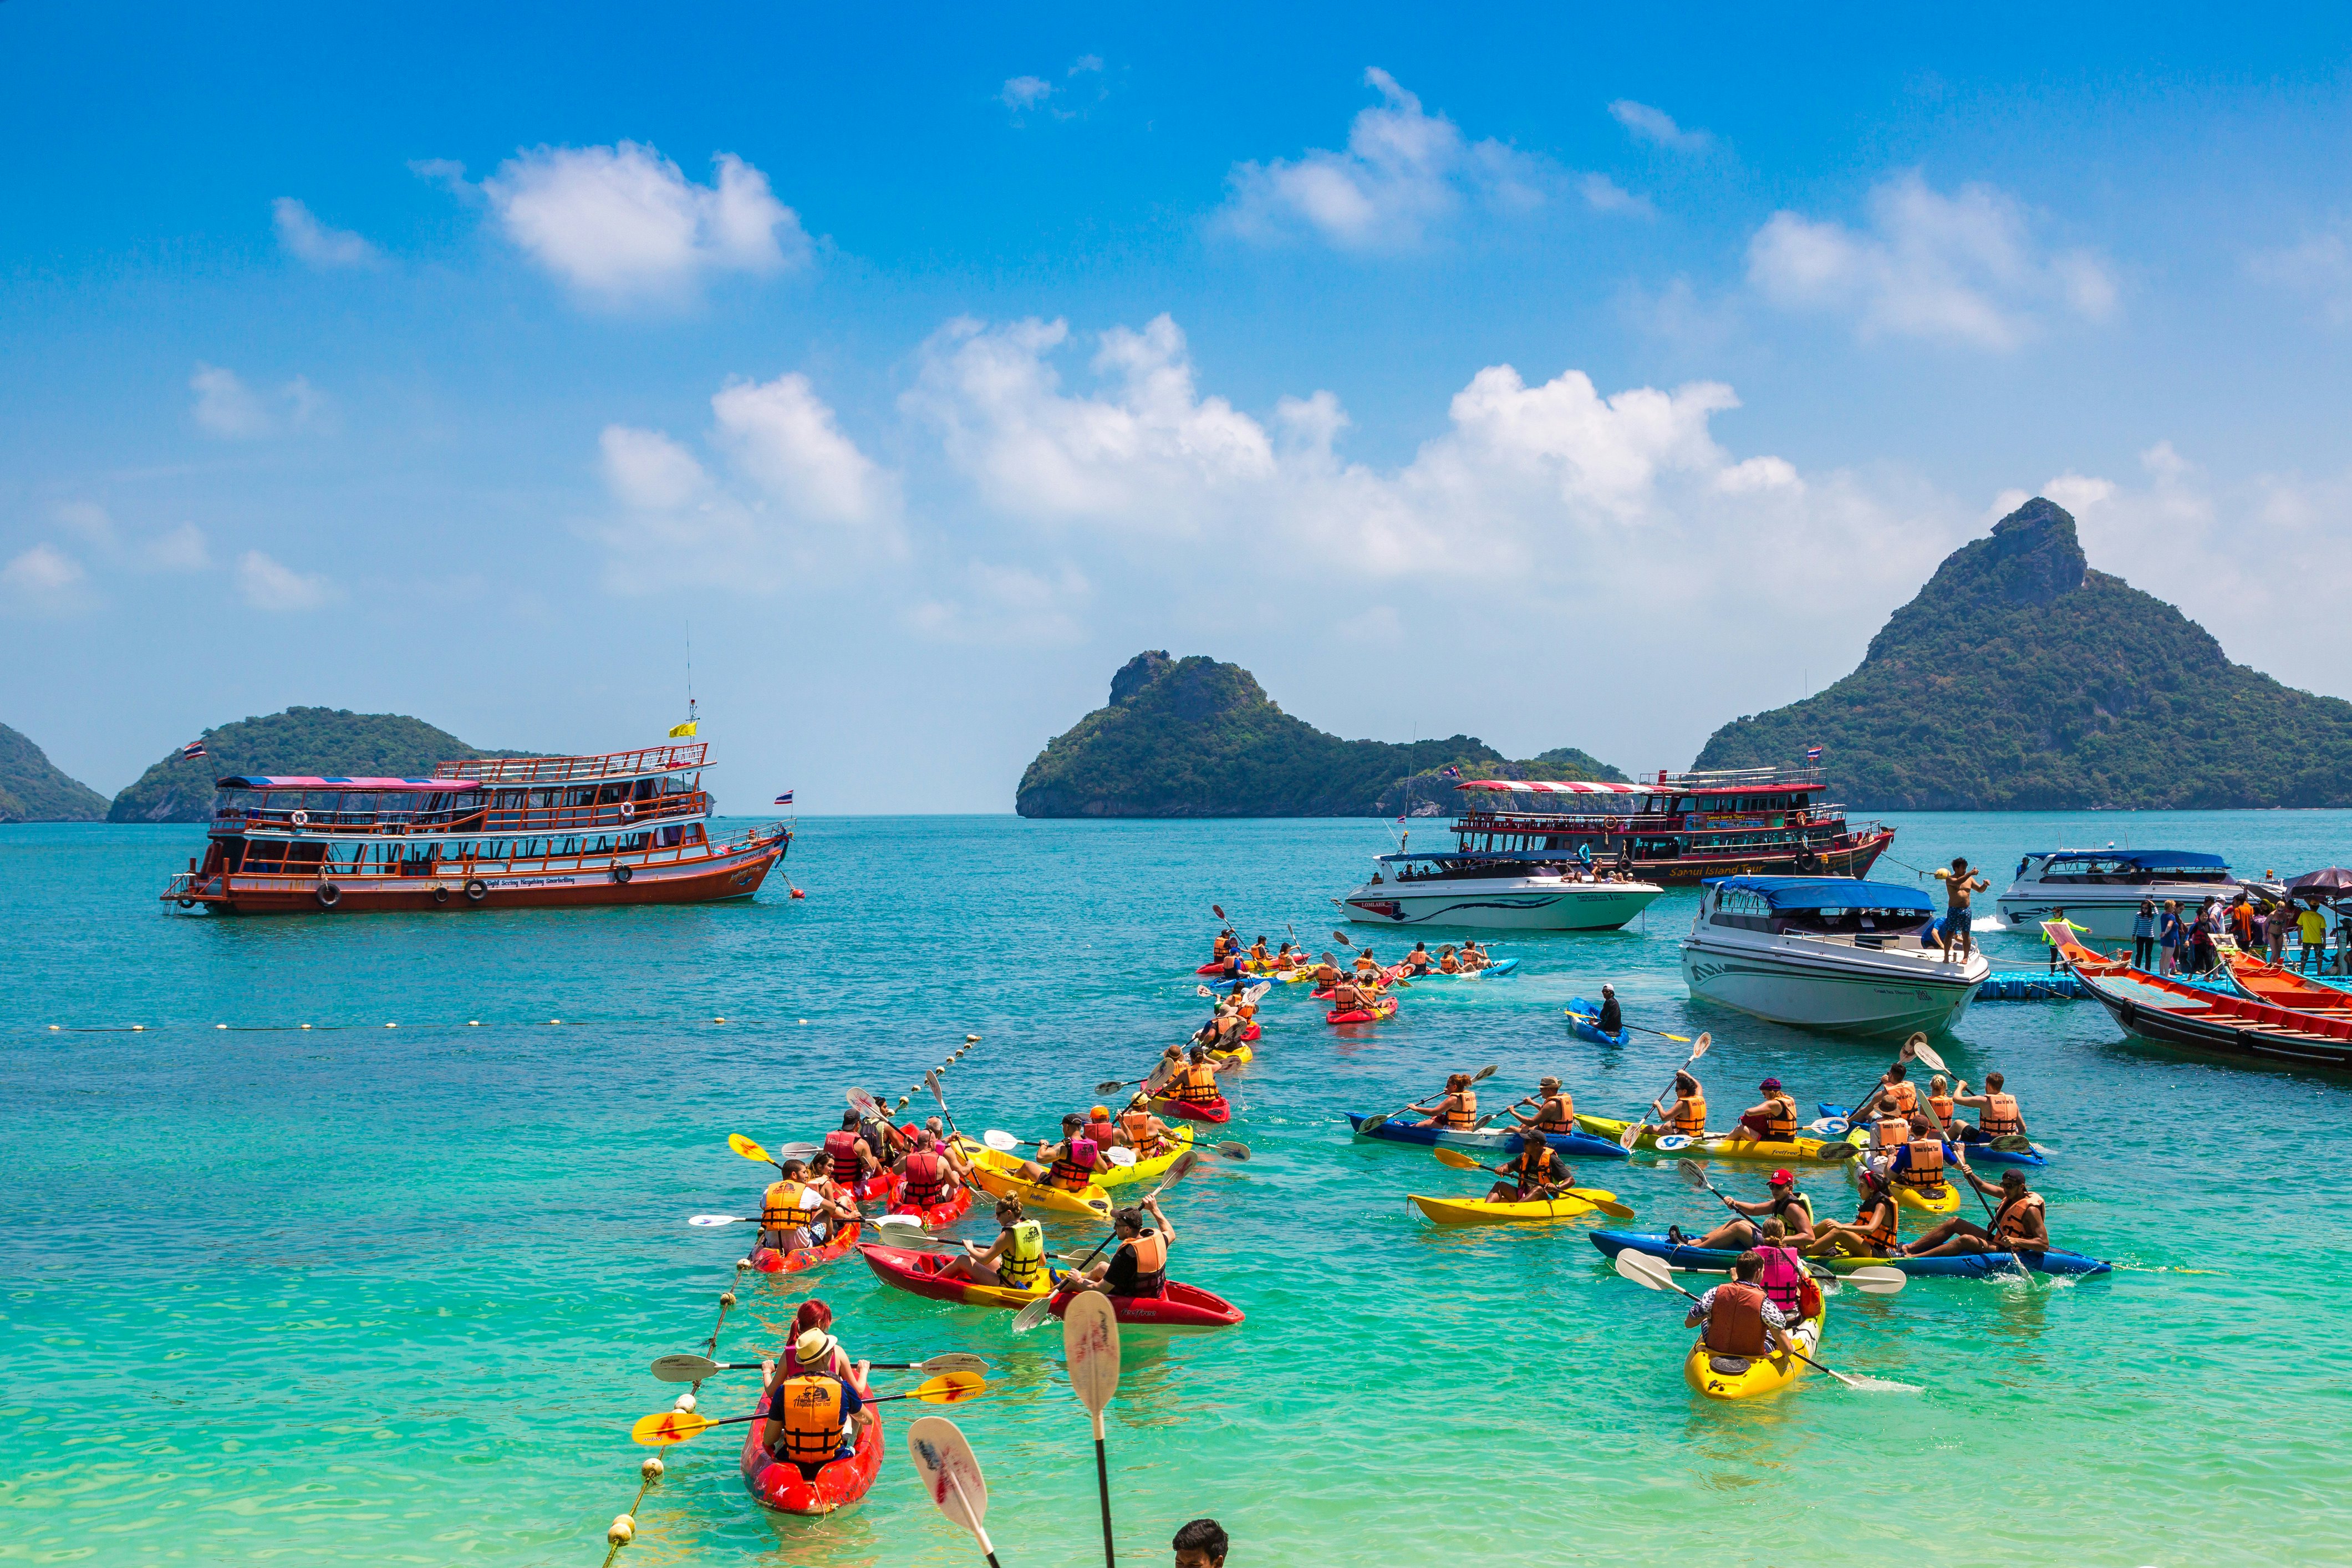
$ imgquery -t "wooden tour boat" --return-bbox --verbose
[2053,924,2352,1069]
[159,741,788,914]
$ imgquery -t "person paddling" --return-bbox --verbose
[1802,1167,1901,1258]
[1507,1075,1576,1141]
[1402,940,1435,975]
[758,1158,826,1253]
[1595,983,1622,1036]
[1162,1045,1233,1111]
[1640,1070,1707,1142]
[1854,1056,1921,1124]
[1925,1074,1958,1137]
[1119,1094,1178,1157]
[1071,1194,1175,1299]
[1483,1132,1571,1204]
[939,1195,1050,1289]
[823,1111,882,1184]
[894,1128,964,1214]
[1875,1112,1954,1196]
[1437,944,1462,975]
[1248,935,1271,965]
[1730,1076,1800,1143]
[1903,1163,2050,1257]
[757,1325,873,1478]
[1949,1070,2028,1146]
[1687,1168,1815,1249]
[1683,1250,1799,1363]
[1409,1071,1479,1131]
[1312,951,1342,986]
[1021,1112,1103,1194]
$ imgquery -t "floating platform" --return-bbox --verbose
[1974,971,2089,1001]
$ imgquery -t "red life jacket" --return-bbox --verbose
[824,1129,862,1169]
[902,1150,948,1207]
[1704,1281,1770,1356]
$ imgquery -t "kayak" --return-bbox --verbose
[1405,958,1520,980]
[1574,1113,1856,1165]
[740,1388,884,1514]
[1194,961,1233,976]
[958,1141,1114,1218]
[1150,1093,1231,1124]
[888,1183,974,1230]
[1409,1190,1612,1225]
[1345,1112,1628,1162]
[1875,1172,1963,1216]
[1685,1310,1824,1401]
[1209,1041,1254,1065]
[1326,997,1399,1025]
[1094,1127,1196,1189]
[1564,996,1628,1047]
[1589,1228,2112,1278]
[858,1244,1245,1327]
[848,1169,899,1207]
[1817,1103,2050,1166]
[752,1219,863,1275]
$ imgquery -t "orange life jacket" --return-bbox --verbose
[902,1152,949,1208]
[1172,1065,1220,1106]
[773,1376,846,1466]
[1122,1229,1169,1295]
[1118,1109,1167,1153]
[1669,1094,1707,1136]
[1439,956,1460,973]
[1980,1093,2023,1136]
[1703,1280,1770,1357]
[1929,1093,1956,1132]
[1885,1081,1918,1117]
[1761,1093,1799,1139]
[760,1179,807,1231]
[1510,1145,1560,1194]
[1856,1192,1900,1250]
[1992,1191,2046,1245]
[1533,1093,1575,1133]
[1897,1139,1946,1189]
[1871,1116,1910,1151]
[1047,1136,1099,1192]
[1439,1090,1478,1130]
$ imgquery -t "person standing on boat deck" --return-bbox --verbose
[2297,901,2329,973]
[2229,895,2258,955]
[1597,984,1622,1036]
[2160,899,2188,974]
[1930,857,1989,960]
[2042,908,2089,972]
[2132,900,2158,970]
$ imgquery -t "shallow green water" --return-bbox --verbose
[6,812,2350,1566]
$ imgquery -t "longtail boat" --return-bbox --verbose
[2051,923,2352,1069]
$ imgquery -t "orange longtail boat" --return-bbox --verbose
[159,741,788,914]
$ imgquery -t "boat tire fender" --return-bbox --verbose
[315,882,340,908]
[464,878,489,903]
[612,864,633,885]
[431,885,450,906]
[177,897,195,909]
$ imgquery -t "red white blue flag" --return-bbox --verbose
[182,739,207,760]
[1805,745,1823,762]
[774,791,793,806]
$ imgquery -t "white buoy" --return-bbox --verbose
[607,1514,635,1545]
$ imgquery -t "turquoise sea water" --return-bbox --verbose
[7,811,2352,1567]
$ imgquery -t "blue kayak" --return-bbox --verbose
[1564,996,1628,1047]
[1816,1103,2049,1166]
[1345,1112,1626,1161]
[1590,1228,2110,1278]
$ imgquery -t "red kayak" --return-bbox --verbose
[849,1169,900,1206]
[859,1243,1244,1327]
[1240,1020,1261,1042]
[752,1220,863,1275]
[889,1183,974,1230]
[740,1388,884,1514]
[1326,997,1399,1025]
[1194,961,1231,975]
[1150,1093,1231,1124]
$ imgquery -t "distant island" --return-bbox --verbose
[0,722,109,822]
[108,707,532,823]
[1698,497,2352,809]
[1016,651,1625,817]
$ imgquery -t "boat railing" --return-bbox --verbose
[216,792,711,837]
[432,744,708,786]
[1454,808,1847,834]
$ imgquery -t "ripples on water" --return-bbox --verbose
[6,811,2352,1565]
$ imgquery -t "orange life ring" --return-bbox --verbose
[1602,817,1622,834]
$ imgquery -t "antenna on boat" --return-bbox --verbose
[685,620,697,733]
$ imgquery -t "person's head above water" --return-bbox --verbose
[1172,1518,1229,1568]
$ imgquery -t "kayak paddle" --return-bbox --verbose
[1357,1063,1498,1135]
[1667,1158,1894,1291]
[632,1373,989,1443]
[1063,1289,1122,1567]
[651,1351,987,1382]
[1565,1008,1693,1044]
[981,1129,1137,1167]
[909,1416,1002,1568]
[1610,1252,1913,1391]
[1429,1146,1634,1218]
[1622,1032,1711,1151]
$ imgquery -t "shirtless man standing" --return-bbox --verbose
[1930,857,1990,961]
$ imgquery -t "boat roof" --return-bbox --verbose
[2029,849,2228,870]
[1376,849,1588,863]
[216,776,448,791]
[1455,770,1824,797]
[1456,779,1656,795]
[1704,875,1932,912]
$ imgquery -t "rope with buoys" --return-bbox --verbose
[37,1015,918,1034]
[598,1032,983,1560]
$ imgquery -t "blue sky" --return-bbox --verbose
[6,5,2351,810]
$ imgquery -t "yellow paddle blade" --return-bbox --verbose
[1430,1147,1483,1170]
[631,1409,713,1445]
[917,1372,989,1405]
[728,1133,773,1164]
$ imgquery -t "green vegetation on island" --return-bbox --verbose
[0,722,109,822]
[1016,651,1626,818]
[1696,497,2352,809]
[108,707,532,823]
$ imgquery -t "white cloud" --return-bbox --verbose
[480,142,810,304]
[1747,172,2117,349]
[1609,100,1712,152]
[594,371,900,593]
[1220,68,1552,250]
[904,561,1091,645]
[1000,57,1109,120]
[272,198,380,268]
[142,523,211,573]
[55,501,116,551]
[191,364,273,438]
[1579,173,1652,216]
[1,544,88,613]
[2248,228,2352,325]
[1001,75,1053,110]
[236,551,338,611]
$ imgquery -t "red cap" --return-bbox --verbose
[1769,1169,1794,1184]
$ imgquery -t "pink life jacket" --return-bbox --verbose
[1757,1245,1809,1316]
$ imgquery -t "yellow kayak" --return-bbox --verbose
[1684,1310,1825,1400]
[1209,1041,1254,1065]
[1094,1126,1195,1190]
[1409,1190,1614,1225]
[1576,1113,1854,1165]
[956,1139,1113,1218]
[1881,1174,1962,1216]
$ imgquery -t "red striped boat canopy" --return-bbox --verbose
[214,776,448,791]
[1454,780,1659,795]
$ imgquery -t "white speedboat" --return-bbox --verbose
[1994,849,2241,942]
[1340,852,1663,931]
[1682,876,1988,1037]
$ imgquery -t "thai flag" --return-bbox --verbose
[774,791,793,806]
[1805,746,1823,762]
[182,740,207,760]
[1441,764,1462,781]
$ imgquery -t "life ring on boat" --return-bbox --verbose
[291,810,309,827]
[1602,817,1622,834]
[315,881,340,908]
[611,864,634,885]
[619,801,635,821]
[464,878,489,903]
[431,885,450,905]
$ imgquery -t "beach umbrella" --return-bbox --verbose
[2287,868,2352,899]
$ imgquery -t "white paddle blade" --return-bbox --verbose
[1062,1289,1121,1419]
[1910,1039,1949,1073]
[872,1213,926,1231]
[908,1416,990,1536]
[650,1353,720,1382]
[1105,1146,1137,1167]
[1844,1265,1908,1294]
[981,1128,1021,1152]
[1195,984,1214,997]
[1653,1134,1693,1152]
[1246,982,1271,1001]
[688,1214,745,1227]
[1690,1031,1712,1059]
[1010,1294,1056,1334]
[1612,1250,1674,1290]
[1617,1122,1641,1152]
